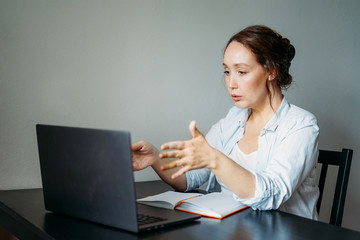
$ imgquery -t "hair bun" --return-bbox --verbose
[281,38,295,62]
[288,44,296,61]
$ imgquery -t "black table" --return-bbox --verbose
[1,181,360,239]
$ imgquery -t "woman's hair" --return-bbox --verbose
[225,25,295,90]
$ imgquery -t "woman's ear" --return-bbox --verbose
[268,69,277,81]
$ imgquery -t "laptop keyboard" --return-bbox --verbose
[137,213,167,226]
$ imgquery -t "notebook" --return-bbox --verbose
[36,124,200,233]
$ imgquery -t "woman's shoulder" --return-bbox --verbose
[277,101,319,133]
[286,103,317,124]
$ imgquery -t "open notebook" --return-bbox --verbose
[138,191,248,219]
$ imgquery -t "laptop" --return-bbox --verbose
[36,124,200,233]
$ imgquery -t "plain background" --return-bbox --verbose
[1,0,359,232]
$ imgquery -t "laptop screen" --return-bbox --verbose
[36,124,138,232]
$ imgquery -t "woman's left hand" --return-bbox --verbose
[159,121,217,179]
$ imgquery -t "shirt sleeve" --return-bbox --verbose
[185,168,211,191]
[235,118,319,210]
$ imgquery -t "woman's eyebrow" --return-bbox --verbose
[222,63,250,67]
[234,63,250,67]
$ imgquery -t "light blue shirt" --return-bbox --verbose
[185,97,320,219]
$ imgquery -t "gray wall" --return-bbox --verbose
[1,0,359,231]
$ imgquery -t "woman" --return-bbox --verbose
[132,25,319,220]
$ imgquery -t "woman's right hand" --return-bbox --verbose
[132,140,187,191]
[131,140,159,171]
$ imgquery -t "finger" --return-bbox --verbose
[160,160,185,171]
[189,120,203,138]
[131,141,145,151]
[159,150,183,159]
[161,141,185,151]
[171,166,190,179]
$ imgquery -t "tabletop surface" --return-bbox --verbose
[1,181,360,240]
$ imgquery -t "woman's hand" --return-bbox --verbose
[159,121,218,179]
[131,140,159,171]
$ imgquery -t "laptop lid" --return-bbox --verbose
[36,124,199,233]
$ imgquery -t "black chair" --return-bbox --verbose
[317,148,353,226]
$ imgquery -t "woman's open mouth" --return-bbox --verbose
[231,94,242,101]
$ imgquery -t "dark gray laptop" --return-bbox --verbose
[36,124,200,233]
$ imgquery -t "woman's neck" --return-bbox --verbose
[249,88,283,126]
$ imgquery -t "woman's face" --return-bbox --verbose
[223,41,271,110]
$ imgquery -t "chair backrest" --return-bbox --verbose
[317,148,353,226]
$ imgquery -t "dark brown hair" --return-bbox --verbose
[225,25,295,90]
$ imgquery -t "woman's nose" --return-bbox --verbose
[229,75,238,89]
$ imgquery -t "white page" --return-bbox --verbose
[137,191,203,209]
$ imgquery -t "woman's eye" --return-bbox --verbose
[224,71,230,75]
[239,71,246,75]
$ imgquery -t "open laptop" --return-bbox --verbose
[36,124,200,233]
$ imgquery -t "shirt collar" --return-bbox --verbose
[262,97,290,134]
[238,109,250,129]
[237,97,290,135]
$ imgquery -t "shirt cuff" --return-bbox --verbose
[232,170,280,210]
